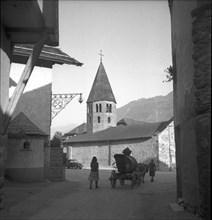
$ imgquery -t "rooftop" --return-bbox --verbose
[8,112,48,138]
[87,62,116,103]
[12,44,83,68]
[63,118,173,144]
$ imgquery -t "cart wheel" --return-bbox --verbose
[111,179,116,188]
[120,179,125,186]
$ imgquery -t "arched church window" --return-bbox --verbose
[96,104,98,112]
[99,104,102,112]
[98,116,101,123]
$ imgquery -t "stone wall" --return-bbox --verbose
[169,0,211,218]
[158,121,176,171]
[49,147,65,182]
[191,2,211,218]
[110,138,158,167]
[68,137,159,169]
[70,143,109,167]
[170,0,199,206]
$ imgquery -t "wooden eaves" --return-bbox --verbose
[12,44,83,68]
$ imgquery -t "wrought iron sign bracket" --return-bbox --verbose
[51,93,83,121]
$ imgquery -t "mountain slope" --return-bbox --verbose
[117,92,173,123]
[52,92,173,136]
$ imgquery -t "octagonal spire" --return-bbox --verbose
[87,62,116,103]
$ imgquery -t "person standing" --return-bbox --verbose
[149,159,156,182]
[88,156,99,189]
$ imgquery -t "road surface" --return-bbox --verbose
[2,169,201,220]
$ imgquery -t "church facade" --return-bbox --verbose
[63,119,175,170]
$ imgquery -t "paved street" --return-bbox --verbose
[1,169,201,220]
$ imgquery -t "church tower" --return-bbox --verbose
[86,56,117,134]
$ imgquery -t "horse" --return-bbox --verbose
[136,163,149,184]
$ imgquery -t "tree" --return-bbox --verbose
[163,65,173,82]
[50,131,63,148]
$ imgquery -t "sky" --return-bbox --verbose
[10,1,173,133]
[51,1,173,130]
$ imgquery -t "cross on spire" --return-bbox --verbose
[99,50,104,62]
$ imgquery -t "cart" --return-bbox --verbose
[109,154,140,189]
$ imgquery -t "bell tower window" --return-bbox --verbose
[106,104,109,112]
[96,104,102,113]
[98,116,101,123]
[106,103,112,113]
[108,117,111,124]
[88,105,92,114]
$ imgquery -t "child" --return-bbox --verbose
[88,156,99,189]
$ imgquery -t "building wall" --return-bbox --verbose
[87,101,116,133]
[170,0,211,218]
[158,121,176,171]
[6,136,45,182]
[110,138,158,166]
[191,1,211,217]
[0,26,11,116]
[170,0,199,204]
[11,83,52,181]
[67,137,159,169]
[0,25,12,185]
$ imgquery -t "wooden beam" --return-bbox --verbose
[2,30,48,135]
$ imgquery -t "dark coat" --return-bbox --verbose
[149,161,156,177]
[88,161,99,181]
[91,161,99,172]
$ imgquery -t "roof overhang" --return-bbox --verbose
[1,0,59,46]
[63,136,151,145]
[12,44,83,68]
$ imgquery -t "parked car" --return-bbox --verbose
[66,159,83,169]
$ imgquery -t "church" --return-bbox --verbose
[63,58,175,171]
